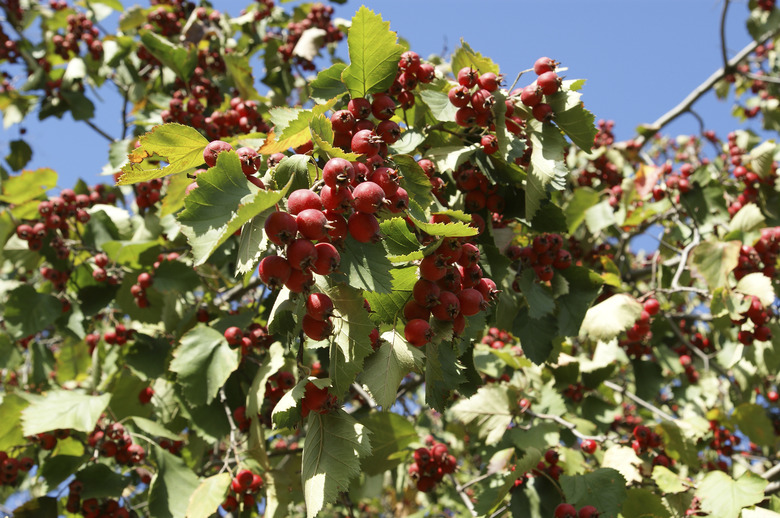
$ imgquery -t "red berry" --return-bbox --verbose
[553,503,577,518]
[287,189,323,215]
[458,288,485,316]
[481,134,499,154]
[258,255,292,288]
[330,110,355,133]
[138,387,154,404]
[351,129,382,157]
[137,272,153,288]
[224,326,243,347]
[413,279,441,308]
[537,71,560,96]
[448,85,471,108]
[457,67,478,88]
[286,238,318,271]
[302,315,333,341]
[348,98,372,120]
[643,298,660,315]
[203,140,233,167]
[532,103,553,122]
[348,212,380,243]
[477,72,500,92]
[405,319,432,347]
[581,439,598,454]
[352,181,386,214]
[296,209,330,241]
[322,158,355,188]
[312,242,341,275]
[306,293,334,321]
[431,291,461,322]
[578,506,600,518]
[264,211,298,246]
[533,57,558,75]
[371,94,396,120]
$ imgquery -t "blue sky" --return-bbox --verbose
[6,0,769,188]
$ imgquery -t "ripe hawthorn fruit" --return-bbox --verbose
[405,319,432,347]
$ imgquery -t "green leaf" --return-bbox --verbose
[514,311,558,365]
[22,391,111,436]
[426,144,480,173]
[149,446,201,518]
[580,294,642,342]
[169,325,240,407]
[658,422,699,466]
[3,284,61,339]
[419,90,458,122]
[518,269,556,319]
[526,120,568,219]
[620,488,672,518]
[585,199,617,234]
[361,411,417,476]
[394,154,434,212]
[451,39,499,75]
[409,216,478,238]
[273,153,312,192]
[9,497,58,517]
[310,63,348,103]
[75,463,131,499]
[695,471,767,518]
[129,416,182,441]
[0,167,57,204]
[601,445,642,484]
[547,80,597,152]
[177,151,290,266]
[651,465,687,494]
[223,53,260,100]
[425,340,465,411]
[272,377,314,430]
[118,123,208,185]
[735,272,776,308]
[380,217,421,258]
[309,114,361,161]
[688,240,741,290]
[139,30,197,82]
[341,6,403,98]
[362,331,424,409]
[451,384,514,445]
[565,187,601,234]
[323,283,375,397]
[336,237,395,293]
[732,402,777,447]
[152,260,200,293]
[560,468,627,518]
[0,393,28,450]
[302,409,372,518]
[236,211,271,276]
[5,139,32,171]
[186,473,231,518]
[729,203,765,232]
[748,140,777,179]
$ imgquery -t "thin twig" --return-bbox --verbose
[603,380,677,422]
[219,387,242,472]
[636,27,780,145]
[762,461,780,480]
[351,383,377,410]
[525,410,608,442]
[720,0,731,73]
[449,473,478,517]
[84,119,116,142]
[670,227,699,291]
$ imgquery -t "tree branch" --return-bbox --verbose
[603,380,677,422]
[449,473,478,517]
[636,27,780,145]
[84,119,116,143]
[525,410,608,442]
[720,0,731,73]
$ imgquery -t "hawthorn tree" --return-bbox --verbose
[1,0,780,516]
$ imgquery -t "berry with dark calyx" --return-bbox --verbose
[405,319,432,347]
[553,503,577,518]
[553,249,572,270]
[368,167,401,197]
[581,439,598,454]
[544,449,559,464]
[306,293,334,321]
[203,140,233,167]
[377,119,401,144]
[321,184,354,213]
[224,326,243,347]
[286,238,318,271]
[416,63,436,83]
[302,315,333,341]
[404,300,431,321]
[236,147,260,176]
[312,242,341,275]
[264,211,298,246]
[455,107,478,127]
[532,103,553,122]
[287,189,323,215]
[258,255,292,288]
[330,110,355,133]
[458,288,486,316]
[399,50,420,72]
[419,254,448,282]
[478,72,501,92]
[371,93,396,120]
[413,279,441,308]
[296,208,330,241]
[431,291,461,321]
[448,85,471,108]
[388,187,409,212]
[533,56,559,75]
[348,98,372,120]
[137,272,153,288]
[457,67,479,88]
[352,181,386,214]
[537,71,561,96]
[322,158,355,188]
[481,134,499,154]
[351,129,382,157]
[471,89,495,113]
[578,506,600,518]
[348,212,381,243]
[476,277,499,302]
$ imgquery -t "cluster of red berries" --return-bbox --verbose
[221,468,264,513]
[51,11,103,61]
[534,449,564,481]
[576,147,621,190]
[28,429,69,450]
[85,323,135,354]
[407,441,457,492]
[129,252,179,308]
[447,66,508,129]
[91,252,117,284]
[163,93,270,140]
[708,420,741,459]
[593,119,616,147]
[677,354,699,384]
[735,227,780,279]
[0,451,34,486]
[647,162,691,203]
[141,0,194,37]
[757,0,775,10]
[0,24,19,63]
[631,424,662,455]
[725,136,778,216]
[388,50,436,109]
[563,382,588,403]
[223,322,274,356]
[88,421,146,466]
[507,232,573,283]
[133,178,163,209]
[618,297,660,357]
[734,295,773,345]
[262,371,296,418]
[302,292,336,341]
[39,265,71,292]
[449,162,508,222]
[66,484,131,518]
[197,141,266,193]
[553,503,600,518]
[275,3,343,70]
[159,437,184,455]
[515,57,563,122]
[300,381,337,418]
[17,188,113,251]
[403,231,498,347]
[329,97,402,162]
